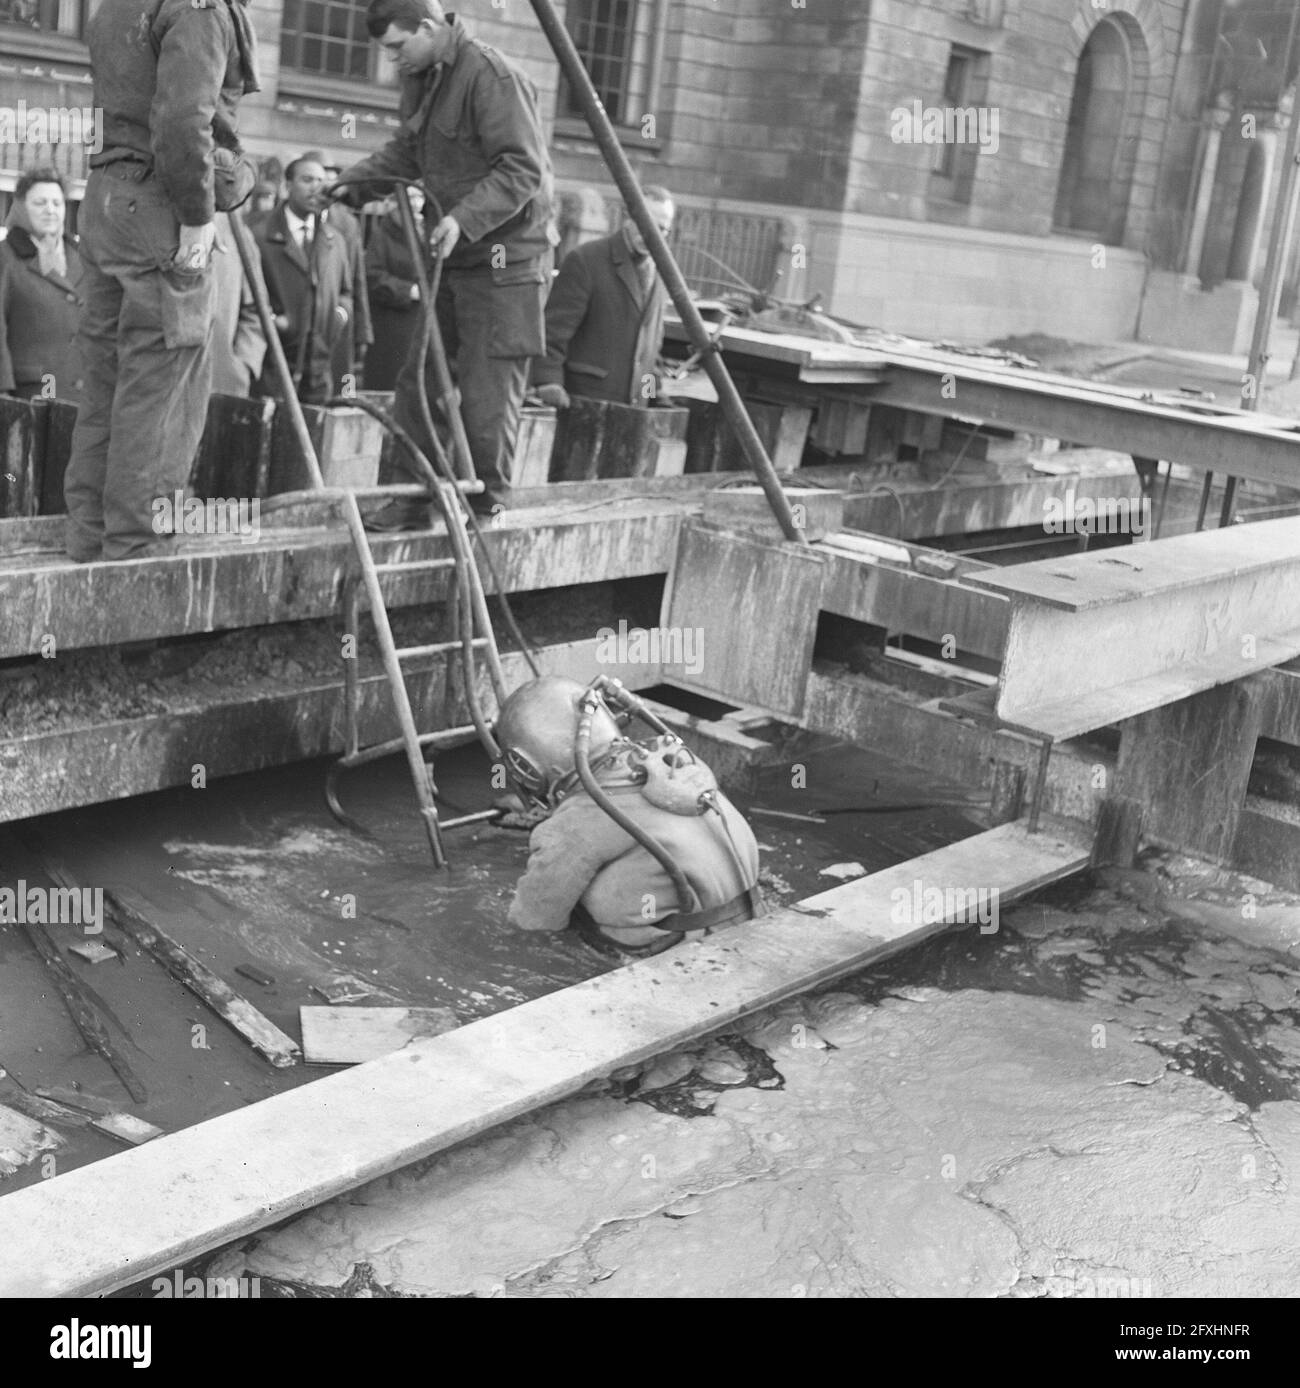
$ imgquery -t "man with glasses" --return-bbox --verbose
[333,0,555,522]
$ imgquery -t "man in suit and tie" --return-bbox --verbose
[532,187,675,411]
[253,153,356,404]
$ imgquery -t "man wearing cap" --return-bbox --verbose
[62,0,259,562]
[333,0,554,517]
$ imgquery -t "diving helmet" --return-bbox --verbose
[495,677,621,805]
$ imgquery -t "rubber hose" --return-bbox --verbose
[574,694,697,916]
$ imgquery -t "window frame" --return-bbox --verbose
[278,0,399,92]
[552,0,668,149]
[927,41,990,207]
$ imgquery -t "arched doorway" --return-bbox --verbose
[1054,17,1137,243]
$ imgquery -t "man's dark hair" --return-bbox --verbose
[285,153,327,182]
[15,166,65,201]
[366,0,440,39]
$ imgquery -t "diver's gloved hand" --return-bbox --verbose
[492,793,549,830]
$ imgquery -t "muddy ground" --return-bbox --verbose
[197,859,1300,1299]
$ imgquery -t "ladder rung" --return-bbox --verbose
[438,809,502,829]
[372,558,458,575]
[395,638,489,660]
[418,724,482,748]
[336,725,481,770]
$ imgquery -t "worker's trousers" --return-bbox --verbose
[64,166,215,562]
[389,255,549,492]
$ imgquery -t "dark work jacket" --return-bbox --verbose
[0,225,85,404]
[533,231,667,405]
[326,202,372,390]
[363,209,422,391]
[339,16,554,271]
[87,0,259,226]
[254,204,354,403]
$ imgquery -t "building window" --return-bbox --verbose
[558,0,660,131]
[280,0,397,87]
[1053,17,1135,243]
[0,0,92,38]
[928,43,989,204]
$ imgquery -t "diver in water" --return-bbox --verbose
[495,676,762,958]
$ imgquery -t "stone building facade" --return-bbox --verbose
[0,0,1294,347]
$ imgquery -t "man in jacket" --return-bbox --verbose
[334,0,555,517]
[254,154,356,404]
[533,188,675,410]
[209,210,266,396]
[61,0,259,563]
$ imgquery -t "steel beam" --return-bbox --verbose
[963,514,1300,741]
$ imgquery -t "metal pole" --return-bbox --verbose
[393,185,477,484]
[1231,9,1300,526]
[526,0,805,543]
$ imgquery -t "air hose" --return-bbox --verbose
[573,688,699,917]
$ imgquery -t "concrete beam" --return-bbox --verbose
[0,504,683,659]
[0,640,659,824]
[0,818,1089,1297]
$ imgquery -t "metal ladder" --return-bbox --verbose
[227,204,509,868]
[329,466,509,867]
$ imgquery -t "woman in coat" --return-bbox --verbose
[0,166,85,405]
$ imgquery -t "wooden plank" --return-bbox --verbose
[105,892,301,1069]
[662,520,826,718]
[15,910,147,1106]
[188,394,275,502]
[36,399,77,516]
[0,1103,62,1176]
[0,395,38,519]
[91,1113,164,1146]
[300,1006,460,1064]
[0,819,1089,1297]
[1115,679,1266,862]
[550,399,688,482]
